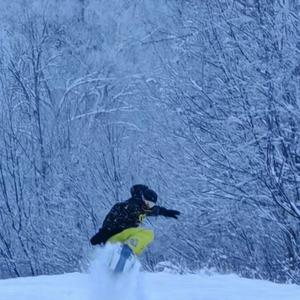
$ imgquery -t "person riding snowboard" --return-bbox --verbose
[90,184,180,268]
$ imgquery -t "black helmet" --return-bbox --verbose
[143,189,157,203]
[130,184,149,199]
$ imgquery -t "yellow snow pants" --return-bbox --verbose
[108,228,154,255]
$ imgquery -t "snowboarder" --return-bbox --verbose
[90,184,180,271]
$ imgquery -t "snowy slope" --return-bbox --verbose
[2,269,300,300]
[1,248,300,300]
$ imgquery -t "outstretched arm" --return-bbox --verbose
[146,206,180,219]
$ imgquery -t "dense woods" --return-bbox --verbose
[0,0,299,283]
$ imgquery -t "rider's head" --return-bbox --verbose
[142,189,157,209]
[130,184,157,209]
[130,184,149,199]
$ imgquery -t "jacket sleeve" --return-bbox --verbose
[146,206,180,219]
[90,227,111,245]
[145,205,167,216]
[90,203,122,246]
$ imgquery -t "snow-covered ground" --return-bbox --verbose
[2,270,300,300]
[1,248,300,300]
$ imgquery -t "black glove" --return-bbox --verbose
[160,207,181,219]
[90,228,110,245]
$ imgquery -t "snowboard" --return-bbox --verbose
[108,244,137,273]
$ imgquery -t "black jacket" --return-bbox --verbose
[90,197,174,245]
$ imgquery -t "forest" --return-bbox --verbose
[0,0,299,284]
